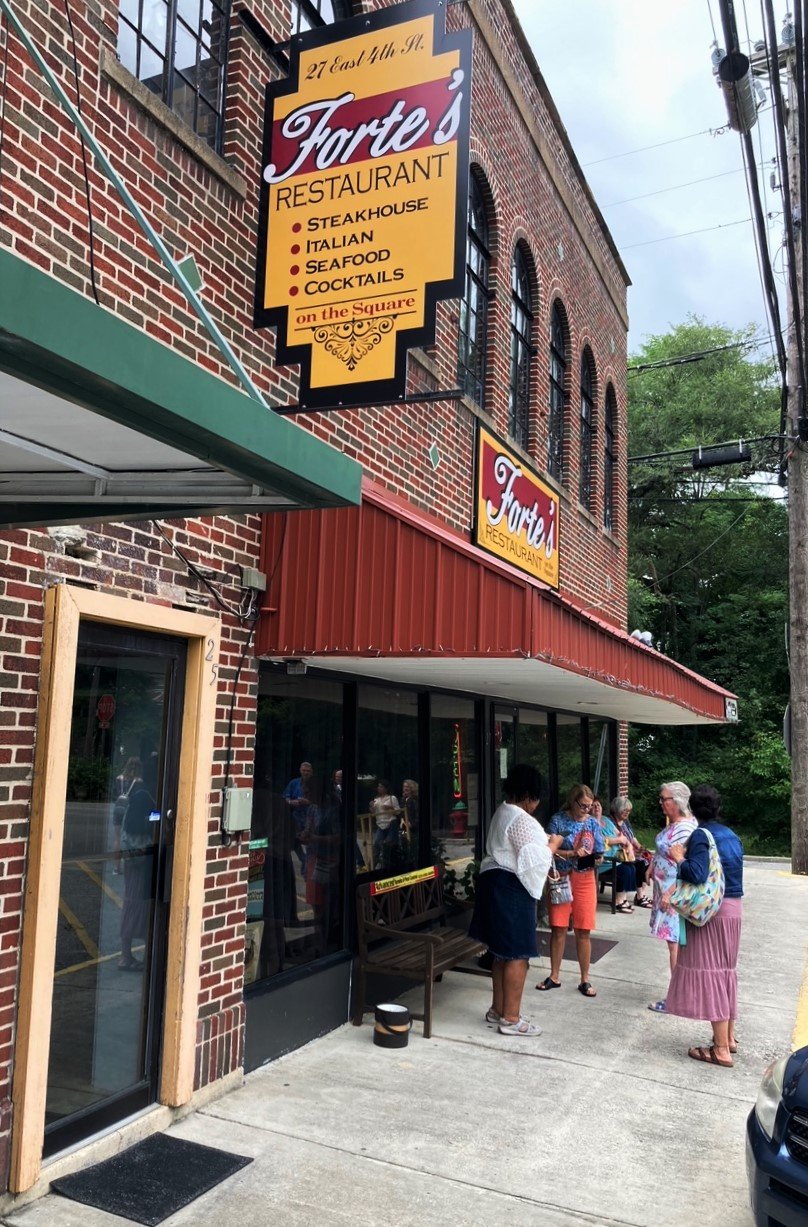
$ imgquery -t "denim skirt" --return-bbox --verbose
[468,867,537,961]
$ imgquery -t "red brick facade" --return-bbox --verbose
[0,0,628,1189]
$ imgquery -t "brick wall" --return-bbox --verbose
[0,0,629,1182]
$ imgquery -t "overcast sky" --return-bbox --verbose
[510,1,787,356]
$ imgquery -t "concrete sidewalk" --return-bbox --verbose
[6,861,807,1227]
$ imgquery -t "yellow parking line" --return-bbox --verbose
[55,943,146,979]
[76,860,123,908]
[793,941,808,1051]
[58,897,99,961]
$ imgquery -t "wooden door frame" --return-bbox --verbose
[10,586,220,1192]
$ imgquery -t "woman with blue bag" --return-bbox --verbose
[664,783,744,1068]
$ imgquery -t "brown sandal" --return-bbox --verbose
[688,1044,733,1068]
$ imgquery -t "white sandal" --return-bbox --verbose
[498,1017,542,1036]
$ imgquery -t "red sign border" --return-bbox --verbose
[472,423,561,590]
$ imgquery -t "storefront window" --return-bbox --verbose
[518,707,550,791]
[430,696,479,882]
[555,714,583,805]
[248,675,345,987]
[588,718,613,800]
[357,687,419,874]
[493,709,516,792]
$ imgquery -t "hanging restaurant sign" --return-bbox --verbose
[254,0,472,408]
[474,426,560,590]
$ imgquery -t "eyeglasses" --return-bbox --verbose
[577,801,592,811]
[659,795,674,803]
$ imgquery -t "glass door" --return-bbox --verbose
[44,622,186,1156]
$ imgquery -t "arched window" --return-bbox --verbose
[457,175,490,406]
[604,384,617,532]
[579,350,595,510]
[548,303,566,481]
[508,247,533,448]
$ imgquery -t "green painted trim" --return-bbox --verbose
[0,250,361,510]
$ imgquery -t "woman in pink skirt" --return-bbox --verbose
[665,783,744,1068]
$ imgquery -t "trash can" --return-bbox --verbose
[373,1003,411,1048]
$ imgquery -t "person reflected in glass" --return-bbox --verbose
[303,771,343,954]
[112,756,141,876]
[283,760,314,875]
[118,761,155,972]
[400,778,419,866]
[370,779,401,871]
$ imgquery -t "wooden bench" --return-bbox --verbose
[352,866,485,1038]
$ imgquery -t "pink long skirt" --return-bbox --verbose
[664,897,743,1021]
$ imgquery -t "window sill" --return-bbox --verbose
[100,47,247,199]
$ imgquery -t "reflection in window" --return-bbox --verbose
[604,384,617,532]
[357,687,419,874]
[117,0,230,150]
[493,710,516,791]
[430,696,478,886]
[555,715,582,808]
[290,0,353,35]
[508,247,533,448]
[458,175,490,406]
[248,675,345,987]
[588,719,613,800]
[548,302,567,481]
[579,350,595,510]
[518,707,550,795]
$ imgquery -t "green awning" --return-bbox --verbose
[0,250,361,527]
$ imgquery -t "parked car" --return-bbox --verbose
[747,1044,808,1225]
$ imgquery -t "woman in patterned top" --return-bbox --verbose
[538,784,605,998]
[469,764,563,1036]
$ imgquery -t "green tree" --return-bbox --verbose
[627,318,790,851]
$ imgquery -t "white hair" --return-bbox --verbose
[611,795,632,818]
[661,780,692,816]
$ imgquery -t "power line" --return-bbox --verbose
[582,125,727,167]
[601,163,766,209]
[621,216,752,249]
[628,335,773,373]
[651,509,751,581]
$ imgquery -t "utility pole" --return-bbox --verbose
[783,36,808,875]
[718,0,808,873]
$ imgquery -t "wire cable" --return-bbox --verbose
[628,334,773,373]
[601,163,766,209]
[582,126,728,167]
[62,0,100,306]
[621,216,752,249]
[650,509,751,582]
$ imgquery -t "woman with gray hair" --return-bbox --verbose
[647,781,697,1013]
[610,795,653,907]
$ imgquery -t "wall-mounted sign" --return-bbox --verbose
[255,0,471,408]
[474,426,560,589]
[725,697,739,723]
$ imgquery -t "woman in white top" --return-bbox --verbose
[469,764,563,1036]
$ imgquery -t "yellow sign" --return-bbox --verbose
[370,864,439,896]
[255,0,471,408]
[474,426,560,589]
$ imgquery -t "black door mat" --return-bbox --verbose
[50,1132,252,1226]
[536,931,617,964]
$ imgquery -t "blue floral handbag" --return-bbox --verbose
[669,830,725,927]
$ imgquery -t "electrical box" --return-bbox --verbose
[223,786,253,833]
[240,566,267,592]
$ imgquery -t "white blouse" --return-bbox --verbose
[478,802,553,900]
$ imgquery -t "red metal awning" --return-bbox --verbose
[256,479,737,726]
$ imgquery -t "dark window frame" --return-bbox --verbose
[290,0,355,35]
[457,174,491,408]
[117,0,231,153]
[604,384,617,532]
[548,303,567,482]
[508,246,533,449]
[579,349,595,510]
